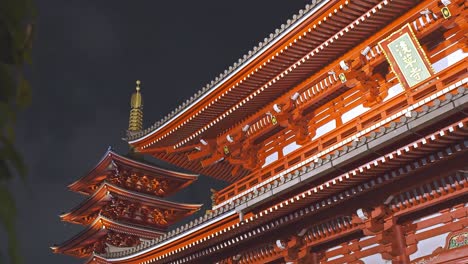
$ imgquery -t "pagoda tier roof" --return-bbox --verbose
[61,182,202,226]
[127,0,420,182]
[51,215,164,258]
[68,149,198,196]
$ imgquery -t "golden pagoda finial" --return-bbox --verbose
[128,80,144,132]
[136,80,141,91]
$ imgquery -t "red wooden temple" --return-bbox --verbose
[54,0,467,263]
[52,83,202,258]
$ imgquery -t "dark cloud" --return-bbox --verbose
[8,0,311,263]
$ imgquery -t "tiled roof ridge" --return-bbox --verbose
[126,0,325,141]
[99,85,468,260]
[68,149,198,193]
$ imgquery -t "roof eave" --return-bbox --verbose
[68,150,199,194]
[127,0,333,145]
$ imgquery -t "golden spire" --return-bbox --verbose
[128,80,144,132]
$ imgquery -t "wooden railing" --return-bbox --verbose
[214,5,467,206]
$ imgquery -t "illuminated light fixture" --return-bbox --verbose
[361,46,371,56]
[384,195,394,205]
[339,60,349,71]
[291,92,300,101]
[226,134,234,143]
[276,240,286,250]
[200,139,208,146]
[273,104,282,113]
[242,124,250,132]
[356,208,368,221]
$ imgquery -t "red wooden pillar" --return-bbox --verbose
[392,224,410,264]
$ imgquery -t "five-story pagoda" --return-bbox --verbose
[51,81,202,259]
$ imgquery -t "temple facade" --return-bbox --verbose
[55,0,467,263]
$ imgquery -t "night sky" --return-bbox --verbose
[2,1,311,263]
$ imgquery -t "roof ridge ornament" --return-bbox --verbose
[136,80,140,90]
[128,80,144,133]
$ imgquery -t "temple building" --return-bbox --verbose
[54,0,467,263]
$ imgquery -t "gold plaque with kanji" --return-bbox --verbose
[378,24,434,89]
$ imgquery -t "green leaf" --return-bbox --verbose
[0,1,35,263]
[0,185,22,264]
[5,125,15,142]
[0,102,13,128]
[16,76,31,109]
[0,159,12,181]
[0,136,27,180]
[0,64,15,102]
[0,185,15,227]
[21,49,32,65]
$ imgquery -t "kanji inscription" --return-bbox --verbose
[379,24,434,89]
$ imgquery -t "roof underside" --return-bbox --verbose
[62,182,202,225]
[97,102,468,261]
[68,150,198,195]
[132,0,420,182]
[53,216,164,258]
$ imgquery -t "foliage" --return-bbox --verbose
[0,0,35,263]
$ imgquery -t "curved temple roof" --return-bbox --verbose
[68,149,198,196]
[61,182,202,226]
[52,215,166,258]
[124,0,421,183]
[126,0,329,143]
